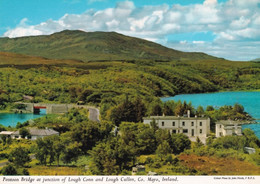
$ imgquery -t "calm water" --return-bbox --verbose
[161,91,260,138]
[0,109,46,127]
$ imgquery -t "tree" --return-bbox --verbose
[136,124,157,154]
[61,141,81,165]
[53,135,65,166]
[150,119,158,133]
[70,121,103,153]
[35,136,56,166]
[151,104,162,116]
[243,128,260,148]
[133,97,146,122]
[8,147,31,167]
[1,164,17,175]
[156,141,172,161]
[206,105,214,111]
[233,103,244,114]
[163,104,174,116]
[196,106,205,116]
[175,101,184,116]
[171,134,191,154]
[89,140,120,175]
[19,128,31,139]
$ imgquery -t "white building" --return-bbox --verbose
[215,120,242,137]
[0,131,14,138]
[143,115,210,143]
[11,127,59,140]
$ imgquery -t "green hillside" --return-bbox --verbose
[0,52,82,66]
[0,30,217,62]
[0,30,259,111]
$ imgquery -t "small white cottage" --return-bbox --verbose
[215,120,242,137]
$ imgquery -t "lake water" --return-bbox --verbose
[161,91,260,138]
[0,109,46,127]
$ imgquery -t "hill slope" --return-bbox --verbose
[0,52,83,66]
[0,30,217,62]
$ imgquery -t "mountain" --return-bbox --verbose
[251,58,260,62]
[0,30,218,62]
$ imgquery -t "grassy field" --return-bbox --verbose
[179,154,260,175]
[136,154,260,175]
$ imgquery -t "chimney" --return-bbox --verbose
[187,110,190,118]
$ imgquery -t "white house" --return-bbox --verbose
[143,114,210,143]
[215,120,242,137]
[11,127,59,140]
[0,131,15,138]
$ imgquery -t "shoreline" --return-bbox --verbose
[161,89,260,99]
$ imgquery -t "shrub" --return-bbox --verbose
[1,164,17,175]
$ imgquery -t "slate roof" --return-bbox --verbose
[0,131,14,135]
[12,128,59,136]
[143,116,209,120]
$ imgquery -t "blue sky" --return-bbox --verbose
[1,0,260,61]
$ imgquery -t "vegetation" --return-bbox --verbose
[0,30,216,62]
[0,107,259,176]
[0,30,259,175]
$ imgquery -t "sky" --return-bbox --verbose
[0,0,260,61]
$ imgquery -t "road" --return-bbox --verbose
[88,107,100,122]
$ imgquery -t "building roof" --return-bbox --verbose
[12,128,59,136]
[143,116,209,120]
[0,131,14,135]
[216,120,246,126]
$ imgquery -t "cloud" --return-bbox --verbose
[88,0,107,4]
[3,0,260,60]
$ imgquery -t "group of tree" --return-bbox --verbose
[88,122,191,175]
[1,146,31,175]
[108,96,146,126]
[34,119,113,166]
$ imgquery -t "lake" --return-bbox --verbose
[161,91,260,138]
[0,109,46,127]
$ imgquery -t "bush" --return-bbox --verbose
[1,164,17,175]
[22,169,30,175]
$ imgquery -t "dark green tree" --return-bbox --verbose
[171,133,191,154]
[156,140,172,161]
[8,147,31,167]
[19,128,31,139]
[1,164,17,175]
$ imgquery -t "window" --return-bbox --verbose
[200,122,202,126]
[191,122,194,126]
[182,121,185,126]
[183,129,188,133]
[172,122,175,126]
[162,121,164,126]
[172,129,176,133]
[219,125,222,128]
[200,129,202,134]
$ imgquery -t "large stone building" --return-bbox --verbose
[215,120,242,137]
[143,114,210,143]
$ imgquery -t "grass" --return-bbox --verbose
[28,165,85,175]
[179,154,260,175]
[136,153,260,175]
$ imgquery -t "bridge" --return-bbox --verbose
[15,102,100,122]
